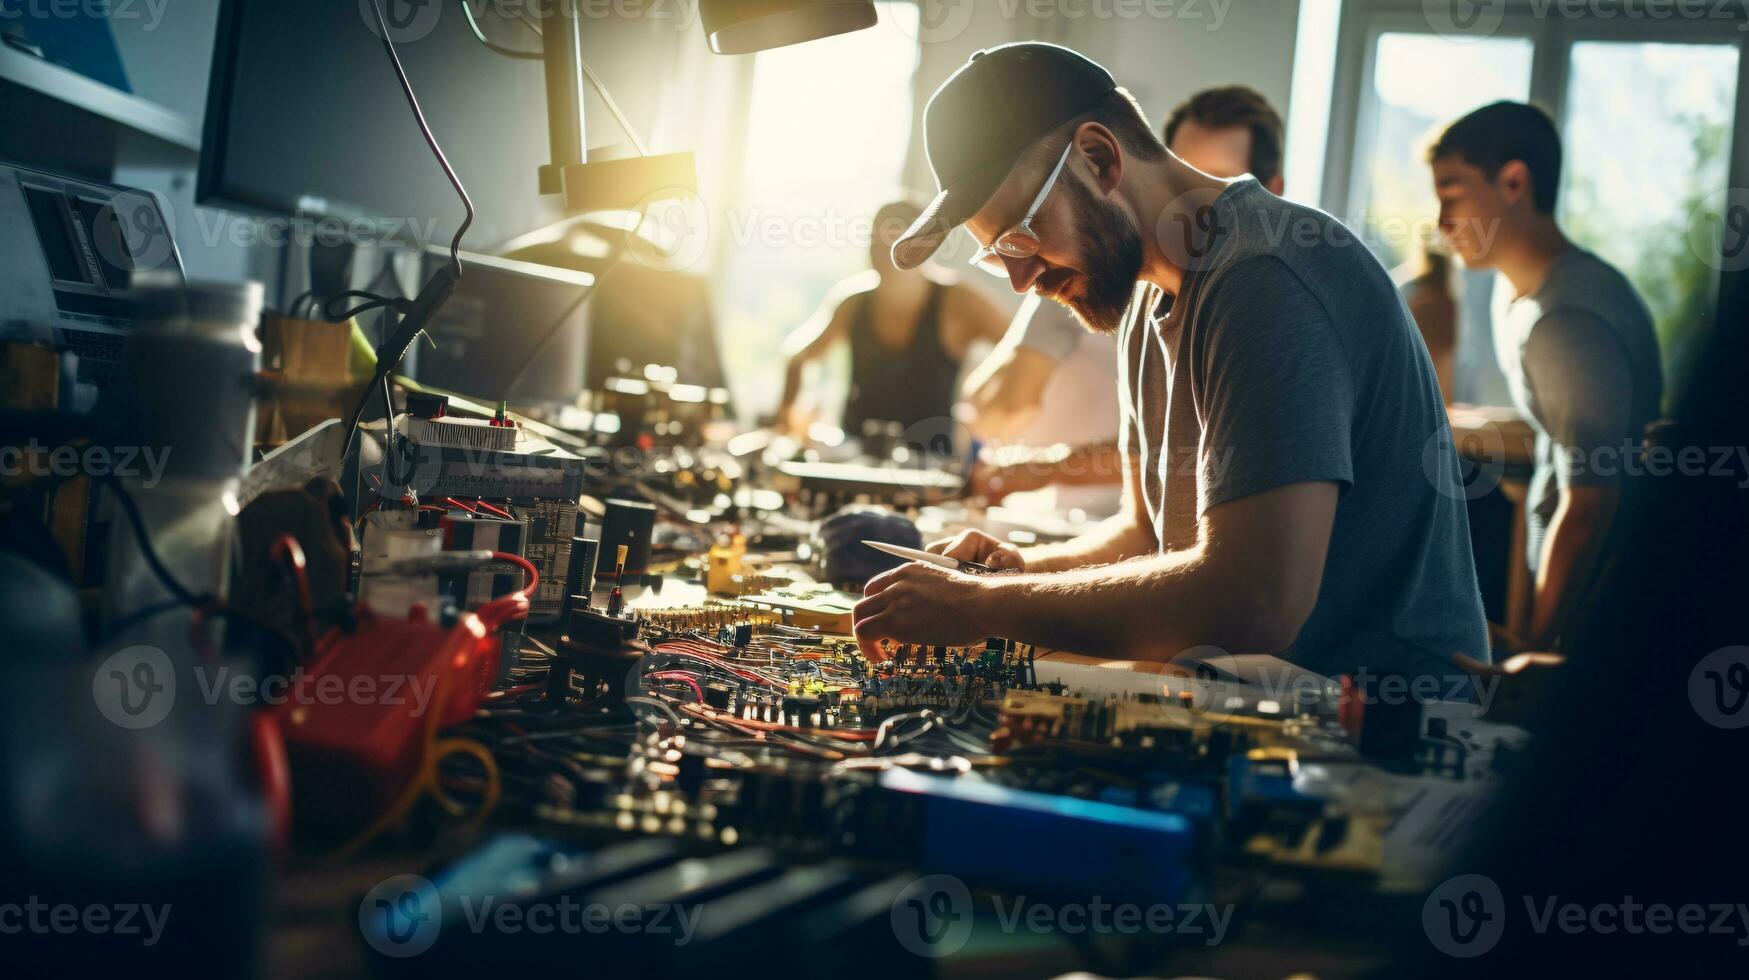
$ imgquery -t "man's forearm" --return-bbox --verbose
[978,549,1259,661]
[1529,489,1615,646]
[1020,510,1154,572]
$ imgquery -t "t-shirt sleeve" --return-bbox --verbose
[1195,256,1355,512]
[1522,310,1634,488]
[1012,293,1084,362]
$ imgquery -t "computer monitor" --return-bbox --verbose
[583,262,725,391]
[407,248,590,405]
[199,0,563,250]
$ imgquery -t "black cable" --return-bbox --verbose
[366,0,474,277]
[97,476,292,650]
[323,289,404,322]
[100,475,210,609]
[338,0,478,469]
[286,289,319,318]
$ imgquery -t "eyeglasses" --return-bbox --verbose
[968,143,1073,279]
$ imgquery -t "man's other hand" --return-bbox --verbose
[853,563,999,661]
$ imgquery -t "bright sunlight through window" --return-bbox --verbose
[717,2,922,422]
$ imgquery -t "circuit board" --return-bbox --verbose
[454,603,1525,903]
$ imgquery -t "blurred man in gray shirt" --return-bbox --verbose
[1429,102,1662,649]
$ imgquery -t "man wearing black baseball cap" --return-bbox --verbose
[855,43,1490,688]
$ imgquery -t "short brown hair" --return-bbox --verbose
[1162,85,1285,186]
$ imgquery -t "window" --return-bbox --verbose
[1560,40,1741,382]
[1321,1,1749,409]
[1350,32,1534,405]
[1355,33,1534,272]
[715,2,922,421]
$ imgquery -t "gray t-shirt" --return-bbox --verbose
[1492,247,1662,570]
[1117,178,1489,684]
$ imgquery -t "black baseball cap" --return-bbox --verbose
[892,42,1118,271]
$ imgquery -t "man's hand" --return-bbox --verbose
[926,529,1025,572]
[852,563,1002,661]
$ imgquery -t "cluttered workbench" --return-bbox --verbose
[229,385,1531,976]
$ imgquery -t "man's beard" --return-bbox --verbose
[1035,174,1145,335]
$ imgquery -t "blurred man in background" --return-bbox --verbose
[963,86,1286,510]
[1428,101,1662,649]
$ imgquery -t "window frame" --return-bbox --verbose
[1321,0,1749,309]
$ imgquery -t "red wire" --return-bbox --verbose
[270,534,317,658]
[476,551,539,630]
[251,712,291,852]
[494,551,539,598]
[646,671,705,703]
[474,500,514,520]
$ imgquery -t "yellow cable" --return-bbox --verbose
[325,668,501,861]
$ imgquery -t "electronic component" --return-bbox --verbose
[0,162,183,389]
[597,497,657,582]
[273,600,513,833]
[379,424,587,501]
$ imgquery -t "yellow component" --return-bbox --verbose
[706,536,743,595]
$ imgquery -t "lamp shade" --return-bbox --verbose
[699,0,879,55]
